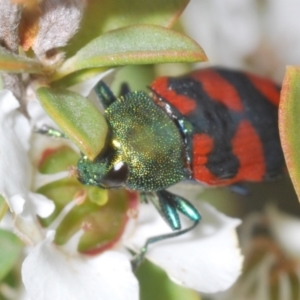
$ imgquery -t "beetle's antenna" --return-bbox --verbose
[68,165,79,178]
[131,219,200,271]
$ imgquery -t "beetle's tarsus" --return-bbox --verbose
[131,219,200,271]
[229,183,249,196]
[35,125,67,139]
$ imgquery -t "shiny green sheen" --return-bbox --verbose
[77,155,109,186]
[172,195,201,222]
[151,193,181,230]
[105,91,186,191]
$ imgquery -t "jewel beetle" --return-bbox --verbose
[78,67,284,191]
[41,67,284,268]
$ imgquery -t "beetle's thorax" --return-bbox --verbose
[105,91,186,192]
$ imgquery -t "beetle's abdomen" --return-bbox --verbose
[105,91,186,191]
[151,67,285,186]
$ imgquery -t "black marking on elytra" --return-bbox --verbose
[167,75,241,180]
[214,68,284,179]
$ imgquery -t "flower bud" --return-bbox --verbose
[31,0,86,66]
[0,0,22,53]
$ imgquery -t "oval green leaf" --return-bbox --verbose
[53,25,207,81]
[0,229,23,281]
[65,0,189,57]
[279,66,300,200]
[36,87,108,160]
[0,47,43,73]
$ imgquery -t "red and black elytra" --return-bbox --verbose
[150,67,284,186]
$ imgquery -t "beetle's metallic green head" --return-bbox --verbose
[77,155,129,189]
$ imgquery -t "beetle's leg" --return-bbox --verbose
[118,82,131,97]
[146,191,181,230]
[35,125,67,139]
[139,192,149,204]
[161,190,201,223]
[95,80,132,108]
[131,190,201,270]
[229,183,249,196]
[94,80,117,108]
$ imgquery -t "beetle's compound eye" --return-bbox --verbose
[101,161,129,188]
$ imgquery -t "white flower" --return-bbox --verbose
[182,0,300,81]
[0,83,243,299]
[215,206,300,300]
[182,0,259,70]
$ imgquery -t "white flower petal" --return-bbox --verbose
[264,0,300,78]
[69,69,117,97]
[182,0,260,68]
[267,206,300,259]
[28,192,55,218]
[0,90,32,214]
[27,99,56,127]
[213,250,275,300]
[125,201,242,293]
[9,194,26,215]
[0,213,13,230]
[22,236,139,300]
[0,91,19,112]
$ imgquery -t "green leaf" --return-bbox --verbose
[0,195,8,222]
[65,0,189,57]
[136,260,201,300]
[36,87,108,160]
[0,48,43,73]
[53,25,207,81]
[279,66,300,200]
[0,229,23,281]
